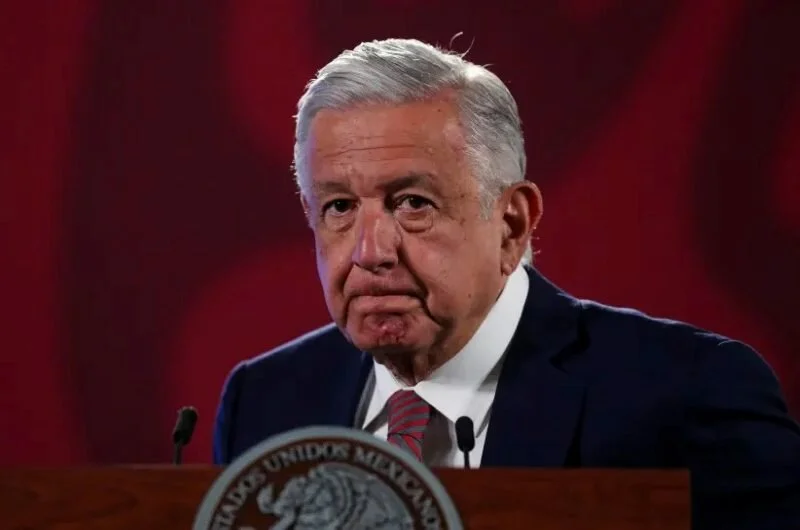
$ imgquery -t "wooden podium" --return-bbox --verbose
[0,466,689,529]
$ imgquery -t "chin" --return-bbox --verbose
[351,335,418,353]
[344,311,439,355]
[348,328,431,357]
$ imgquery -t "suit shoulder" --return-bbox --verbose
[577,298,741,357]
[240,323,352,373]
[212,323,354,463]
[569,299,791,411]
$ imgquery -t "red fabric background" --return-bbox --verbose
[1,0,798,465]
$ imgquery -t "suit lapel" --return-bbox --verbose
[305,331,374,428]
[482,266,587,467]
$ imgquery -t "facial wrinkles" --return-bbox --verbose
[329,156,437,196]
[321,141,420,162]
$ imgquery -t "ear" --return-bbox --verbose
[499,181,543,274]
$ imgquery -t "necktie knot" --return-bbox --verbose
[386,390,431,462]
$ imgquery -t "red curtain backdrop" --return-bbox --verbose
[1,0,798,465]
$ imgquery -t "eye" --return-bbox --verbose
[323,198,355,216]
[395,195,433,211]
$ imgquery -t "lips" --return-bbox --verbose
[348,286,419,298]
[347,293,420,313]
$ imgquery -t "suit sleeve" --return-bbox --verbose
[212,361,248,465]
[687,339,800,529]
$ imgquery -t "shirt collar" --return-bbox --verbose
[365,263,530,428]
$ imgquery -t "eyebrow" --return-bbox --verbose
[311,172,438,197]
[310,180,350,196]
[381,173,438,195]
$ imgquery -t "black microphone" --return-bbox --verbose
[172,406,198,465]
[455,416,475,470]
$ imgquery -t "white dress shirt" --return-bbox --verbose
[357,264,530,468]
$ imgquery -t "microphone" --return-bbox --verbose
[455,416,475,470]
[172,406,198,465]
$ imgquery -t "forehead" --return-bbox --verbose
[304,99,468,191]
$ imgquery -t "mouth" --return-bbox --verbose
[349,286,418,297]
[347,293,420,314]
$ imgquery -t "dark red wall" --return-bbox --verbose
[2,0,798,465]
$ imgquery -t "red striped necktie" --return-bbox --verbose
[386,389,431,462]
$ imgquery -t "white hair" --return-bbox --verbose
[293,38,532,262]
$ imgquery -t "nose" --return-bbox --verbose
[352,207,400,273]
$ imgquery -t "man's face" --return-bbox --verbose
[302,98,513,369]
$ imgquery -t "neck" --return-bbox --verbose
[379,349,441,386]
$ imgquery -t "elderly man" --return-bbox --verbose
[213,39,800,528]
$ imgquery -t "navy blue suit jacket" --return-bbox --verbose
[213,266,800,529]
